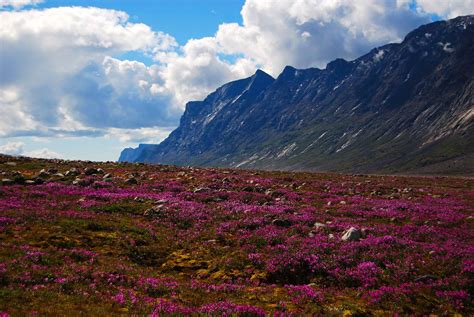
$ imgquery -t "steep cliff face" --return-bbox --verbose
[120,16,474,175]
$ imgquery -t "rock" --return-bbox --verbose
[13,174,25,184]
[84,167,99,175]
[65,168,79,177]
[341,227,361,241]
[37,170,50,178]
[414,274,437,282]
[34,178,44,185]
[313,222,326,229]
[96,168,105,174]
[5,162,17,167]
[47,168,58,174]
[1,179,14,186]
[53,173,65,178]
[125,178,138,185]
[103,173,112,179]
[73,178,92,187]
[328,234,335,239]
[25,180,36,185]
[272,219,292,227]
[143,205,164,217]
[361,228,369,238]
[193,187,209,193]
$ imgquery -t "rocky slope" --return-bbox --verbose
[120,16,474,175]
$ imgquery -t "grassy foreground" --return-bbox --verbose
[0,155,473,316]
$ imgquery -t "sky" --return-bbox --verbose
[0,0,473,161]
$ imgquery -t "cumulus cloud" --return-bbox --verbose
[403,0,474,18]
[0,7,180,138]
[215,0,432,74]
[0,1,473,150]
[156,37,257,106]
[25,147,63,159]
[0,141,25,155]
[0,141,62,158]
[0,0,42,9]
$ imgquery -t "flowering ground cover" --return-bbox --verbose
[0,154,473,316]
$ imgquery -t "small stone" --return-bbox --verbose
[37,170,50,178]
[96,168,105,174]
[341,227,361,241]
[73,178,92,187]
[193,187,208,193]
[47,168,58,174]
[272,219,292,227]
[84,167,98,175]
[24,180,36,185]
[361,228,369,238]
[53,173,65,178]
[5,162,16,167]
[34,178,44,185]
[143,205,163,217]
[414,274,437,282]
[1,179,14,186]
[328,234,335,239]
[313,222,326,229]
[103,173,112,179]
[65,168,79,177]
[125,178,138,185]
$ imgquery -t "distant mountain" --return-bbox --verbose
[120,16,474,175]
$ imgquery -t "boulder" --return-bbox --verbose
[341,227,361,241]
[272,219,292,227]
[1,179,14,186]
[84,167,99,175]
[125,178,138,185]
[313,222,326,229]
[65,168,79,177]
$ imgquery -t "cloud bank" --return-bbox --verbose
[0,141,62,159]
[0,1,473,145]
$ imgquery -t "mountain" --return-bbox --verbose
[120,16,474,175]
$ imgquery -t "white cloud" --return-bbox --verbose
[0,141,25,155]
[0,141,62,158]
[25,147,62,159]
[0,7,179,137]
[0,0,42,9]
[215,0,432,74]
[156,37,257,106]
[106,126,175,144]
[409,0,474,18]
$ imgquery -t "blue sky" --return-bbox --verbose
[37,0,245,45]
[0,0,472,161]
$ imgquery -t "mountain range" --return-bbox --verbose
[119,16,474,175]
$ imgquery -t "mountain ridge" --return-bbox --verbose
[120,16,474,175]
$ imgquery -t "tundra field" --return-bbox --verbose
[0,155,473,316]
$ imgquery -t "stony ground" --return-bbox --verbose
[0,154,473,316]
